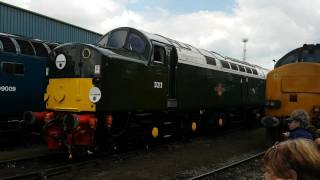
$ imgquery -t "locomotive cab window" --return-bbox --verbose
[124,32,146,54]
[301,48,320,62]
[16,39,35,56]
[153,44,166,64]
[0,36,16,53]
[107,30,128,49]
[97,34,109,47]
[1,62,24,75]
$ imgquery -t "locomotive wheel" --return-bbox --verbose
[142,124,160,150]
[183,114,201,136]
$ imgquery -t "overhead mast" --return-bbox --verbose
[242,38,248,61]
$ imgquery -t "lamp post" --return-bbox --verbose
[242,38,248,61]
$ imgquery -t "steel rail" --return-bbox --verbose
[0,158,94,180]
[188,151,266,180]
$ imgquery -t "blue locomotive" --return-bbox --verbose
[41,27,267,155]
[0,33,57,134]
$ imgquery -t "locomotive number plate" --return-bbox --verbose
[154,81,163,89]
[0,86,16,92]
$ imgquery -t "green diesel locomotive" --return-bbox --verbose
[39,27,267,156]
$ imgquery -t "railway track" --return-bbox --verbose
[187,151,265,180]
[0,152,69,180]
[1,158,91,180]
[0,127,260,180]
[0,147,151,180]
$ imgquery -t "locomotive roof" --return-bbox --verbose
[275,44,320,68]
[99,27,266,79]
[0,31,59,56]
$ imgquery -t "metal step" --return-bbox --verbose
[163,134,172,138]
[163,121,173,125]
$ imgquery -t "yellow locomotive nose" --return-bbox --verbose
[46,78,97,112]
[53,90,66,103]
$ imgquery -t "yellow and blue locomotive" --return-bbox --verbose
[41,27,267,155]
[262,44,320,140]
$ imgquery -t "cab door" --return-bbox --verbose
[241,76,249,105]
[146,41,169,110]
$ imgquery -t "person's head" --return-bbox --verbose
[287,109,310,130]
[263,139,320,180]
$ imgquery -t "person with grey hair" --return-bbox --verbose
[283,109,313,140]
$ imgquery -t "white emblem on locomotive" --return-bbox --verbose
[55,54,67,70]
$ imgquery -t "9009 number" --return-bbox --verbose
[0,86,16,92]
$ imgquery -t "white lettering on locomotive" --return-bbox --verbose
[0,86,16,92]
[154,81,163,89]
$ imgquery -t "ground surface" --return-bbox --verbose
[52,128,270,180]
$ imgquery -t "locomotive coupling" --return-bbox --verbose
[22,111,53,125]
[63,114,98,130]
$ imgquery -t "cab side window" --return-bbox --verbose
[1,62,24,76]
[153,45,166,63]
[97,34,109,47]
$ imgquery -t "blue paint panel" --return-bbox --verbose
[0,2,102,44]
[0,52,47,115]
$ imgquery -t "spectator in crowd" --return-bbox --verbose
[263,139,320,180]
[283,109,313,140]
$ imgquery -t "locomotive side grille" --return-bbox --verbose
[289,94,298,102]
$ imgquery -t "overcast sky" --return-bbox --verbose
[3,0,320,69]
